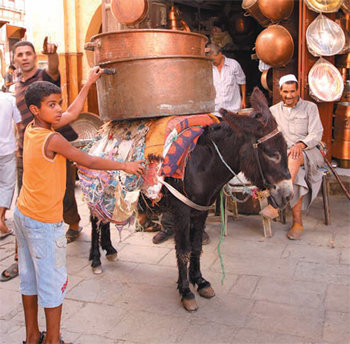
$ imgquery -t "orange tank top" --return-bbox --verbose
[17,123,66,223]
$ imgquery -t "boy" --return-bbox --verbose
[14,71,144,344]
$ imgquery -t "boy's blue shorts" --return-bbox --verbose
[13,206,68,308]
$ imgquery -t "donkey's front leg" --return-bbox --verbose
[189,213,215,299]
[173,207,198,312]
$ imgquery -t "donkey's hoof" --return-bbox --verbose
[198,286,215,298]
[92,265,103,274]
[182,298,198,312]
[106,252,118,262]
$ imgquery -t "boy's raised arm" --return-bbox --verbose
[47,133,145,176]
[54,66,104,129]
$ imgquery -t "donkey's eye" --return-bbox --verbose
[262,151,281,163]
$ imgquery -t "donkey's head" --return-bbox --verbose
[221,87,293,209]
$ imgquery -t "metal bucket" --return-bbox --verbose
[84,29,215,120]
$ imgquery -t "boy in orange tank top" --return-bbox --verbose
[14,68,144,344]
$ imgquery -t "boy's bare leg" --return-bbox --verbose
[45,305,62,344]
[22,295,41,344]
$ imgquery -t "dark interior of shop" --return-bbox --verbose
[169,0,298,105]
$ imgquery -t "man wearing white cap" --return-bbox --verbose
[261,74,324,240]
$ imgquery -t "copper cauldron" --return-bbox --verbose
[84,29,215,120]
[258,0,294,22]
[255,25,294,67]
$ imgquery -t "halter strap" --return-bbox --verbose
[253,128,281,148]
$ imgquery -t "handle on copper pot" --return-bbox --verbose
[84,40,101,51]
[103,68,116,75]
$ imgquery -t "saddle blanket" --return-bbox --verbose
[77,114,217,227]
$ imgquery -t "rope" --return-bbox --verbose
[223,184,252,203]
[218,188,226,285]
[211,140,253,197]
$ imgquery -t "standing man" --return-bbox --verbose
[262,74,324,240]
[205,43,246,117]
[0,38,81,282]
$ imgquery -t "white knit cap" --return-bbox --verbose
[279,74,298,88]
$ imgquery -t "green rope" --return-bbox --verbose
[217,188,226,285]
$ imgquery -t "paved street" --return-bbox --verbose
[1,186,349,344]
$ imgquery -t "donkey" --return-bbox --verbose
[89,87,293,311]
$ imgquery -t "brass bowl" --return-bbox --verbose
[255,25,294,67]
[305,0,343,13]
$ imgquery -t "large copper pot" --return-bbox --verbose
[255,25,294,67]
[84,30,215,120]
[258,0,294,22]
[333,103,350,160]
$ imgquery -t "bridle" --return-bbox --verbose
[251,127,281,189]
[251,127,281,208]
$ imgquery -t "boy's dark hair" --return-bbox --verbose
[13,41,36,55]
[8,65,16,71]
[25,81,61,109]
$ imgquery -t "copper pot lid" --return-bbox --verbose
[305,0,343,13]
[111,0,148,25]
[308,58,344,102]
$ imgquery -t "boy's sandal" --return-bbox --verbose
[0,262,18,282]
[23,331,46,344]
[66,226,83,243]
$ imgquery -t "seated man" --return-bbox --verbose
[261,74,324,240]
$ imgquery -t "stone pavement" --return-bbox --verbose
[0,187,349,344]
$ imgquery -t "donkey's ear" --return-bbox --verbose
[250,87,270,125]
[250,87,268,111]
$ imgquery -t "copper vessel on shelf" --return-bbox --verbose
[84,29,215,120]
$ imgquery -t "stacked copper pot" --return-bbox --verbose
[333,54,350,168]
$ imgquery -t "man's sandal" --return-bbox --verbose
[0,262,18,282]
[136,218,161,232]
[66,226,83,243]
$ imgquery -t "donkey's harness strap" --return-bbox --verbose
[159,179,212,211]
[253,128,281,148]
